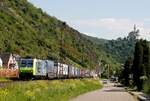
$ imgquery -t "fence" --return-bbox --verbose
[0,69,19,78]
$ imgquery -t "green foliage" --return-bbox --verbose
[0,77,11,82]
[119,39,150,92]
[82,30,138,75]
[0,0,107,69]
[103,25,138,63]
[104,37,136,63]
[0,0,123,71]
[83,28,138,64]
[143,80,150,94]
[142,41,150,78]
[132,40,144,90]
[131,40,150,91]
[122,57,133,86]
[0,79,102,101]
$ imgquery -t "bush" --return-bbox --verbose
[0,79,102,101]
[143,80,150,94]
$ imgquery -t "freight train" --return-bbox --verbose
[0,58,96,79]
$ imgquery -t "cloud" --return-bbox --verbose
[67,18,150,40]
[144,18,150,22]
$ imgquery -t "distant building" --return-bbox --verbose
[0,53,20,69]
[0,0,4,8]
[127,25,140,40]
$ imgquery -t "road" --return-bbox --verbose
[70,82,137,101]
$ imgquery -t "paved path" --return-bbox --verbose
[70,83,137,101]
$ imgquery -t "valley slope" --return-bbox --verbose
[0,0,119,70]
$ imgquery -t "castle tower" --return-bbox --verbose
[0,0,4,8]
[134,24,136,32]
[127,25,140,40]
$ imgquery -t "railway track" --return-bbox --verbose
[0,80,27,88]
[0,77,92,89]
[0,81,12,88]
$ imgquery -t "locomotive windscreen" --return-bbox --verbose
[20,59,33,68]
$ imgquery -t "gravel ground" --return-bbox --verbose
[70,82,137,101]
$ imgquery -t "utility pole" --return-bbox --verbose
[89,51,92,69]
[0,0,4,7]
[107,64,110,79]
[97,60,101,78]
[58,22,66,78]
[60,31,63,62]
[81,43,84,64]
[0,0,7,10]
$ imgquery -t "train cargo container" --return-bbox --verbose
[45,60,57,79]
[62,64,68,77]
[54,62,63,78]
[80,69,85,77]
[34,59,47,77]
[74,67,78,77]
[77,68,80,77]
[85,70,90,77]
[0,58,2,67]
[68,66,75,78]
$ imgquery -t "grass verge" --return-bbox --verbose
[0,77,11,82]
[0,79,102,101]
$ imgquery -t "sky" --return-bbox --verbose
[29,0,150,40]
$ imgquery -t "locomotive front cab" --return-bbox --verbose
[19,59,34,78]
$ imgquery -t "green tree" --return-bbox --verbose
[122,57,132,86]
[132,40,143,91]
[131,40,150,91]
[142,40,150,78]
